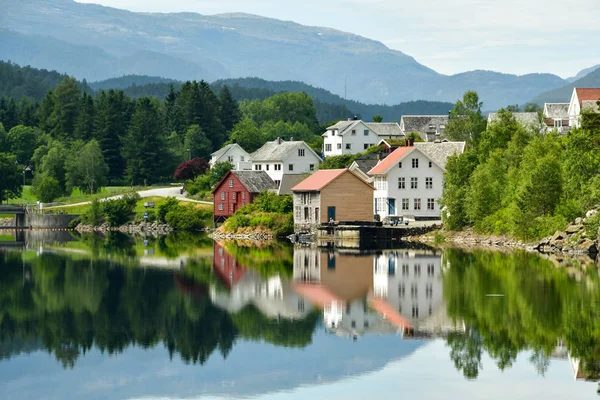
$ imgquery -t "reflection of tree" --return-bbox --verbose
[221,241,294,278]
[443,248,600,380]
[447,331,482,379]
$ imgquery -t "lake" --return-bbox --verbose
[1,231,599,399]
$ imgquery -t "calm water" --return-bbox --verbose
[1,232,600,399]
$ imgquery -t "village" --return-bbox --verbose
[211,87,600,241]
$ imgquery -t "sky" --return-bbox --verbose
[73,0,600,78]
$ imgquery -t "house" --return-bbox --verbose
[488,112,542,130]
[251,138,322,187]
[322,119,403,157]
[209,143,252,169]
[291,169,374,230]
[348,153,380,183]
[212,170,277,225]
[277,173,311,195]
[543,103,570,134]
[368,141,466,220]
[399,115,449,142]
[568,88,600,128]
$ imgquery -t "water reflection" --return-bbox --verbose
[1,234,600,398]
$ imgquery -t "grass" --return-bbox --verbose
[49,196,212,216]
[0,234,15,241]
[7,186,161,206]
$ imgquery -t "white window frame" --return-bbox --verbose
[346,143,351,150]
[402,198,409,210]
[425,177,433,189]
[221,192,225,200]
[364,130,369,136]
[414,198,421,210]
[289,164,294,171]
[427,198,435,210]
[337,143,342,150]
[298,148,305,157]
[411,177,418,189]
[412,158,419,168]
[218,204,224,211]
[325,144,332,152]
[229,179,234,188]
[398,177,405,189]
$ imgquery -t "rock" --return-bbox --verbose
[579,240,597,253]
[565,225,583,234]
[550,231,565,243]
[586,209,598,218]
[575,217,583,225]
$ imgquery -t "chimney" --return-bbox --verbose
[290,137,294,141]
[277,137,281,144]
[353,115,359,121]
[232,138,237,144]
[406,138,415,147]
[347,117,352,121]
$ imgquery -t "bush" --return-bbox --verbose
[101,192,140,227]
[35,176,62,203]
[585,212,600,238]
[157,197,179,223]
[81,199,104,226]
[164,205,210,230]
[254,192,293,213]
[173,157,209,180]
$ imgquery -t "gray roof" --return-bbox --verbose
[351,153,380,174]
[365,122,403,137]
[327,120,356,134]
[401,115,449,133]
[278,173,311,195]
[582,100,600,112]
[211,143,247,159]
[487,112,540,126]
[251,139,322,162]
[544,103,569,119]
[233,171,277,193]
[415,141,466,169]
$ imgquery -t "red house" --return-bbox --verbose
[213,242,247,289]
[212,170,277,225]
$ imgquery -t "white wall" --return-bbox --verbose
[253,144,320,184]
[210,145,251,168]
[373,150,445,219]
[323,121,381,157]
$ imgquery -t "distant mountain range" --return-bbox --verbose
[0,0,598,110]
[532,66,600,105]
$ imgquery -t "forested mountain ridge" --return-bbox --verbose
[532,67,600,105]
[0,0,570,109]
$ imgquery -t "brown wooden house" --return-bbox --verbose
[212,170,277,225]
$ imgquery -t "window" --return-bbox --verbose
[375,177,387,191]
[412,306,419,318]
[425,177,433,189]
[399,283,405,298]
[411,283,418,298]
[414,264,421,276]
[230,204,234,212]
[304,207,309,221]
[351,320,356,328]
[364,130,369,136]
[275,164,282,171]
[426,283,433,299]
[232,192,236,200]
[218,204,224,211]
[241,156,245,162]
[221,192,225,200]
[255,164,262,171]
[412,158,419,168]
[402,198,409,210]
[351,129,356,135]
[439,124,446,130]
[309,164,315,171]
[427,264,435,276]
[429,161,432,168]
[229,179,234,188]
[266,164,270,171]
[275,180,281,186]
[298,299,305,312]
[298,148,305,157]
[427,198,435,210]
[398,177,405,189]
[242,192,246,200]
[364,143,369,150]
[337,143,342,150]
[402,264,409,276]
[428,124,436,130]
[411,177,418,189]
[346,143,351,150]
[325,144,332,152]
[375,198,385,213]
[289,164,294,171]
[414,198,421,210]
[228,155,234,162]
[398,162,402,169]
[554,119,563,128]
[364,320,369,328]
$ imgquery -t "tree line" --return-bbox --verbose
[442,90,600,239]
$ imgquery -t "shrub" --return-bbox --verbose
[585,212,600,238]
[81,199,104,226]
[157,197,179,223]
[164,205,210,230]
[101,192,140,227]
[173,157,209,180]
[35,176,62,203]
[254,192,293,213]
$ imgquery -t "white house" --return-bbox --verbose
[251,138,322,187]
[543,103,570,134]
[399,115,449,142]
[368,141,465,220]
[209,143,252,169]
[568,88,600,128]
[322,119,403,157]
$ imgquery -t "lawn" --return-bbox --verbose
[48,196,211,216]
[7,186,154,206]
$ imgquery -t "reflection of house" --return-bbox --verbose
[369,142,465,220]
[291,169,374,230]
[543,103,570,134]
[400,115,449,142]
[322,119,403,157]
[569,88,600,128]
[251,138,322,187]
[210,143,252,169]
[211,242,314,319]
[212,170,277,225]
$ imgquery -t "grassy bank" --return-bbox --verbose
[219,193,294,237]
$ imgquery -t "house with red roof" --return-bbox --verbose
[291,168,374,230]
[568,88,600,128]
[368,141,465,220]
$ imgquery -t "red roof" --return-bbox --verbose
[369,295,412,330]
[368,146,415,175]
[292,282,344,307]
[291,169,347,191]
[575,88,600,104]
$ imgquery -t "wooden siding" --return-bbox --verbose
[319,253,374,301]
[213,172,254,218]
[319,172,374,223]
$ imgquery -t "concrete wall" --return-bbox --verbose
[25,214,80,229]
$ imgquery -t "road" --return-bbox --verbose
[50,186,213,209]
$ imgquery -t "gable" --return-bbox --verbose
[368,146,446,175]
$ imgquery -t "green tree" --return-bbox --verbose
[74,92,95,141]
[209,162,234,187]
[35,176,62,203]
[48,77,81,141]
[33,141,68,195]
[218,85,241,133]
[440,151,479,229]
[0,153,22,203]
[6,125,42,166]
[445,91,487,145]
[122,97,166,185]
[228,117,264,152]
[184,124,213,160]
[65,140,109,194]
[372,114,383,122]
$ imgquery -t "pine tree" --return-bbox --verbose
[218,85,241,134]
[49,77,81,141]
[74,92,95,141]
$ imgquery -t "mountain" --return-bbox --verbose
[532,67,600,105]
[89,75,178,91]
[566,64,600,83]
[0,0,567,108]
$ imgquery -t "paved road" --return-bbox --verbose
[51,186,212,209]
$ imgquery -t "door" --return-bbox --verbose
[388,198,396,216]
[327,206,336,221]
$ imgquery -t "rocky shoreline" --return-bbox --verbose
[76,221,174,235]
[0,218,13,228]
[210,231,274,241]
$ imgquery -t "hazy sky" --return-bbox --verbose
[75,0,600,78]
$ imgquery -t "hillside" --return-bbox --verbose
[0,0,568,109]
[532,67,600,105]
